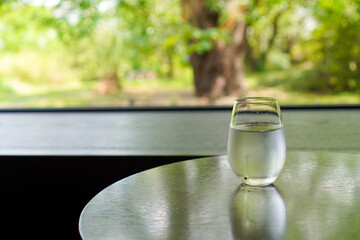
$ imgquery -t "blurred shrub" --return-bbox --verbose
[0,51,78,93]
[301,0,360,93]
[253,64,327,93]
[266,50,291,70]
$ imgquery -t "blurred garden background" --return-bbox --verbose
[0,0,359,107]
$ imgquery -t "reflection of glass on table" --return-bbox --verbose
[230,185,286,240]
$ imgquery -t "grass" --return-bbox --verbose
[0,68,359,108]
[123,77,193,89]
[245,66,360,105]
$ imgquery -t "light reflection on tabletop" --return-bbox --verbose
[79,151,360,240]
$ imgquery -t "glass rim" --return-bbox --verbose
[234,97,279,104]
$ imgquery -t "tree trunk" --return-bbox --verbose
[245,27,258,72]
[257,10,283,69]
[165,49,174,78]
[246,8,286,72]
[96,72,120,95]
[182,0,247,99]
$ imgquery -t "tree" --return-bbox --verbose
[52,0,119,89]
[62,0,186,86]
[116,0,185,78]
[181,0,248,99]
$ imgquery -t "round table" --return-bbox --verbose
[79,151,360,240]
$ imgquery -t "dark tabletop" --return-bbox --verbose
[0,109,359,155]
[79,151,360,240]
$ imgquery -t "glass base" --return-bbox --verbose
[241,176,277,186]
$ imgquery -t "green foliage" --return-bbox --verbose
[0,0,359,108]
[115,0,188,77]
[242,0,360,93]
[251,64,319,91]
[304,0,360,92]
[52,0,102,43]
[245,0,300,71]
[185,27,224,54]
[0,3,57,52]
[0,51,77,85]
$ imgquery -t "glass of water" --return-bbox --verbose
[227,97,286,186]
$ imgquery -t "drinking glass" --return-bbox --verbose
[227,97,286,186]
